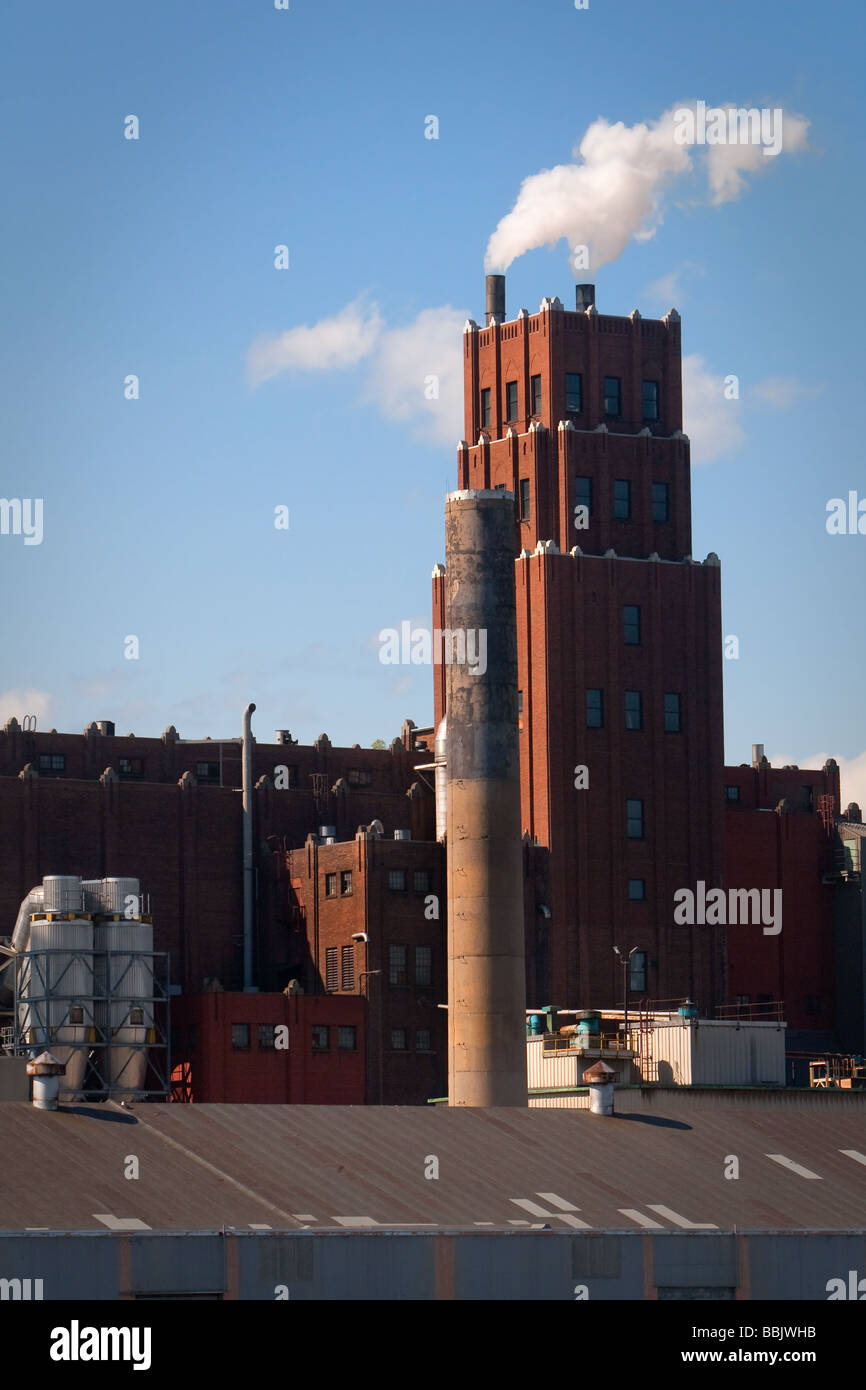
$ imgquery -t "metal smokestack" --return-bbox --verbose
[444,489,527,1107]
[485,274,506,326]
[242,702,257,991]
[575,283,595,312]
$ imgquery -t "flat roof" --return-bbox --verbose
[2,1090,865,1234]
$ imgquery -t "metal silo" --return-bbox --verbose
[17,876,94,1098]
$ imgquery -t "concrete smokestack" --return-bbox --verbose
[575,283,595,312]
[444,489,527,1107]
[485,274,506,326]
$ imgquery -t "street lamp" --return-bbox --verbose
[359,971,383,1103]
[612,945,640,1049]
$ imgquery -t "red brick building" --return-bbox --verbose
[434,288,725,1012]
[170,991,365,1104]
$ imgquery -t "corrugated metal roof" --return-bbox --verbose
[1,1091,865,1233]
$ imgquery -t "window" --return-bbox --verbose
[196,761,219,781]
[38,753,65,773]
[626,799,644,839]
[231,1024,250,1052]
[805,995,821,1014]
[388,869,407,893]
[518,690,523,716]
[586,688,604,729]
[625,691,643,731]
[802,784,814,812]
[325,948,338,992]
[340,870,353,896]
[341,944,355,991]
[664,693,681,733]
[347,768,373,788]
[726,785,740,802]
[628,879,646,902]
[613,479,631,521]
[505,380,518,421]
[338,1025,357,1051]
[575,475,592,517]
[480,387,491,428]
[389,945,407,986]
[530,374,542,416]
[118,756,144,778]
[651,481,669,523]
[415,945,432,987]
[735,994,750,1006]
[391,1028,408,1051]
[629,951,647,993]
[312,1025,330,1052]
[624,605,641,645]
[565,372,583,413]
[604,376,622,417]
[842,837,861,873]
[258,1024,276,1051]
[416,1029,432,1052]
[642,380,660,421]
[519,478,530,520]
[324,873,337,898]
[413,870,430,893]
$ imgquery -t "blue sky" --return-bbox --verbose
[1,0,863,802]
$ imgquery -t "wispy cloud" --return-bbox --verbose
[682,354,745,463]
[750,376,823,410]
[248,301,467,445]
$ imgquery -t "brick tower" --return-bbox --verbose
[434,277,726,1013]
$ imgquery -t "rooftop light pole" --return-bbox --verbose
[612,946,640,1051]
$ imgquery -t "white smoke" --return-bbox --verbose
[485,103,808,275]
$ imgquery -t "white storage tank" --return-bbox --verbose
[18,917,94,1097]
[42,876,83,914]
[94,919,153,1094]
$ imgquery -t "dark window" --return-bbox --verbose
[187,1025,198,1054]
[413,870,430,893]
[735,994,750,1006]
[642,380,660,421]
[325,948,338,991]
[802,784,814,812]
[565,372,583,413]
[231,1024,250,1052]
[518,690,524,716]
[575,476,592,516]
[624,605,641,645]
[391,1028,408,1051]
[586,688,604,729]
[118,756,144,777]
[258,1024,276,1051]
[505,380,518,421]
[480,387,491,428]
[530,374,542,416]
[519,478,530,520]
[416,1029,432,1052]
[626,799,644,840]
[38,753,66,773]
[651,481,669,523]
[324,873,337,898]
[347,768,373,788]
[341,944,355,990]
[338,1025,357,1051]
[625,690,643,731]
[388,869,407,892]
[196,761,219,781]
[340,870,353,896]
[805,995,820,1014]
[628,879,646,902]
[604,376,622,417]
[664,693,682,733]
[613,479,631,521]
[629,951,647,992]
[389,945,407,986]
[415,945,432,987]
[312,1025,330,1052]
[725,786,740,802]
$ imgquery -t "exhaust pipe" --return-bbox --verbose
[242,703,257,991]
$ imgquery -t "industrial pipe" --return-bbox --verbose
[242,702,256,991]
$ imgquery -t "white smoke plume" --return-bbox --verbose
[485,103,808,274]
